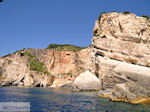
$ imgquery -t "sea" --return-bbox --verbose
[0,87,149,112]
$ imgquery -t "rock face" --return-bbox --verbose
[73,71,101,91]
[92,12,150,103]
[0,48,91,87]
[0,54,53,87]
[25,48,92,77]
[93,12,150,66]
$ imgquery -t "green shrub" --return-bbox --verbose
[46,44,86,52]
[142,15,150,19]
[20,52,49,74]
[2,53,11,58]
[13,48,26,55]
[98,12,106,20]
[29,58,49,74]
[93,29,98,36]
[67,73,72,77]
[123,11,131,15]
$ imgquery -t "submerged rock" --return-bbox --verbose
[73,71,101,91]
[98,89,112,98]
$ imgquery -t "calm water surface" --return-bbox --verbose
[0,87,149,112]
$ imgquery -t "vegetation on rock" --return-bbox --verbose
[98,12,106,20]
[66,73,72,77]
[46,44,86,51]
[123,11,131,15]
[142,15,150,19]
[2,53,11,58]
[98,11,132,20]
[21,52,50,74]
[93,29,99,36]
[29,58,49,74]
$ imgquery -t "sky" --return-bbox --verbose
[0,0,150,56]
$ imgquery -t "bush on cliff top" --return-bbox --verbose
[123,11,131,15]
[142,15,150,19]
[98,11,131,20]
[46,44,86,51]
[98,12,106,20]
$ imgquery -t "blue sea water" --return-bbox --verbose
[0,87,149,112]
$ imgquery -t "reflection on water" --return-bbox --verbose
[0,87,149,112]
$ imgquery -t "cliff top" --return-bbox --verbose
[93,11,150,44]
[46,44,86,52]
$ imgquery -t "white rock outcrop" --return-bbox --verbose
[92,12,150,103]
[73,71,101,91]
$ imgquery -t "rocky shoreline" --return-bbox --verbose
[0,12,150,104]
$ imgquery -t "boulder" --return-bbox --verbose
[50,76,73,88]
[73,71,101,91]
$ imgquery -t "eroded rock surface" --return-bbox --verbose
[0,54,53,87]
[73,71,101,91]
[92,12,150,103]
[0,48,91,87]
